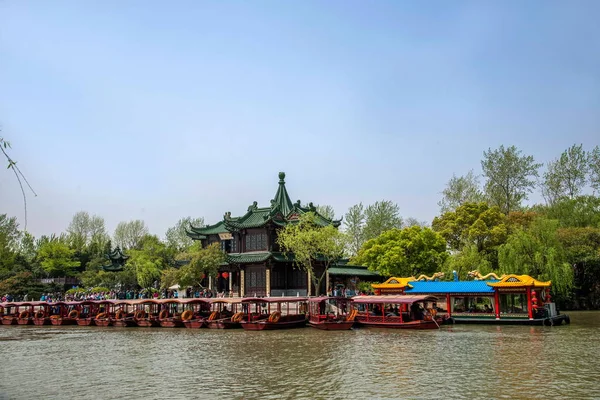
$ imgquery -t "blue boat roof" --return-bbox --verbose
[405,280,497,294]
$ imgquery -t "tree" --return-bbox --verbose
[66,211,109,254]
[0,214,21,252]
[165,217,205,252]
[0,135,37,229]
[160,268,181,290]
[315,205,336,220]
[498,218,573,296]
[353,226,448,277]
[277,212,348,296]
[438,170,484,213]
[363,200,403,241]
[113,220,149,250]
[177,242,226,288]
[404,217,428,228]
[481,145,542,214]
[125,235,172,290]
[590,145,600,193]
[443,244,492,281]
[542,144,589,201]
[37,237,80,277]
[532,195,600,228]
[344,203,365,257]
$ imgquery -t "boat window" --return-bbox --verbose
[499,293,528,314]
[452,297,494,313]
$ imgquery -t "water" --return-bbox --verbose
[1,312,599,400]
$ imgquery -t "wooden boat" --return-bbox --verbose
[352,295,440,329]
[158,299,185,328]
[32,302,52,326]
[93,301,113,327]
[308,297,355,330]
[134,300,161,327]
[49,302,79,326]
[76,301,99,326]
[16,302,36,325]
[240,297,308,331]
[204,298,243,329]
[1,303,19,325]
[181,299,210,329]
[112,300,137,327]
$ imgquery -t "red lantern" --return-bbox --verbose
[222,272,229,279]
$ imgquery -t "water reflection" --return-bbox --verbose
[0,312,599,399]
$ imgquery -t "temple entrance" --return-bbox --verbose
[245,265,267,297]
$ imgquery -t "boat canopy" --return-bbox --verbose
[308,296,351,303]
[242,297,308,303]
[351,295,438,304]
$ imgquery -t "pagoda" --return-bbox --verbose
[102,247,129,272]
[186,172,343,296]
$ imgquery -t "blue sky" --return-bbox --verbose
[1,1,599,238]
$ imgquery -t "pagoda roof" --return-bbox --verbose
[487,274,551,288]
[108,247,129,261]
[187,172,341,237]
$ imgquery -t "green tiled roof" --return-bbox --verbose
[328,265,380,277]
[186,172,342,240]
[226,252,272,264]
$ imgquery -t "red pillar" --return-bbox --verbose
[494,291,500,319]
[527,287,533,319]
[446,294,451,317]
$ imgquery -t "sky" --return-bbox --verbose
[1,1,599,239]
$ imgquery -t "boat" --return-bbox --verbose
[49,302,79,326]
[75,301,99,326]
[204,298,243,329]
[181,299,210,329]
[1,303,19,325]
[133,299,161,327]
[32,302,52,326]
[308,297,356,330]
[16,302,36,325]
[93,301,113,327]
[158,299,185,328]
[112,300,137,327]
[352,295,440,329]
[240,297,308,331]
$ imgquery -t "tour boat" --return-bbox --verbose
[352,295,440,329]
[93,301,113,327]
[49,302,79,326]
[240,297,308,331]
[134,299,161,327]
[181,299,210,329]
[158,299,185,328]
[112,300,137,327]
[32,302,52,326]
[16,302,35,325]
[204,298,243,329]
[308,297,356,330]
[75,301,99,326]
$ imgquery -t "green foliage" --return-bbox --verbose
[542,144,589,202]
[438,170,484,213]
[532,196,600,228]
[443,244,492,280]
[481,145,542,214]
[353,226,448,278]
[177,242,225,288]
[588,145,600,193]
[165,216,205,252]
[363,200,403,241]
[498,218,573,296]
[0,272,48,300]
[432,202,508,255]
[113,220,149,250]
[160,268,181,289]
[125,235,172,289]
[344,203,366,256]
[315,205,336,220]
[37,237,80,277]
[277,212,348,296]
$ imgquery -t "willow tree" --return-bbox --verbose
[277,212,347,296]
[176,242,225,288]
[498,217,573,296]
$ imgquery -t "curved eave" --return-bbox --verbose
[185,230,206,240]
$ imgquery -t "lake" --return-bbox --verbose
[1,311,599,399]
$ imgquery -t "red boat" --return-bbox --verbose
[158,299,185,328]
[75,301,99,326]
[133,300,161,327]
[32,302,52,326]
[112,300,137,327]
[240,297,308,331]
[16,302,36,325]
[308,297,356,330]
[1,303,19,325]
[352,295,440,329]
[181,299,210,329]
[49,302,79,326]
[93,301,113,327]
[204,298,243,329]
